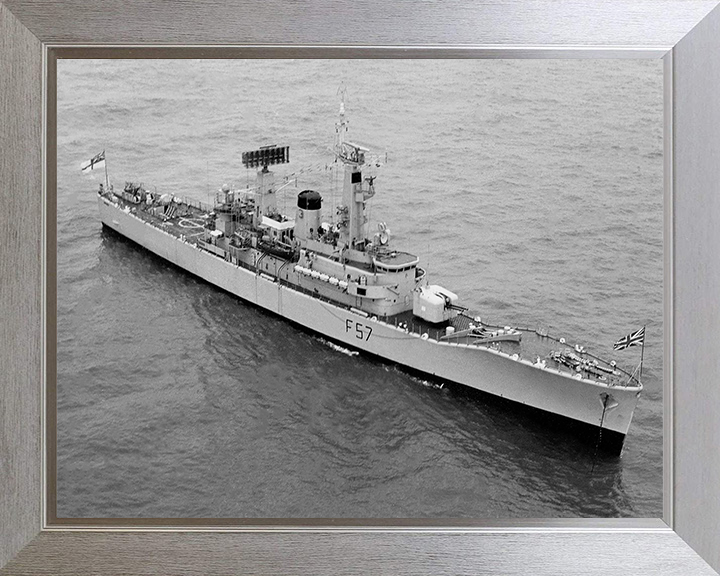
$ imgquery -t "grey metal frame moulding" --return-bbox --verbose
[2,1,720,574]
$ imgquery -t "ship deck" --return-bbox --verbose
[383,310,639,389]
[110,194,211,245]
[143,204,209,243]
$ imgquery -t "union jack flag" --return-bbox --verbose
[613,326,645,351]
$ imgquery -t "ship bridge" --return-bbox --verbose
[372,251,419,273]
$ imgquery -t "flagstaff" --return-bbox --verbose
[639,325,646,382]
[103,149,109,192]
[613,325,646,385]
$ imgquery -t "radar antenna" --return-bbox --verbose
[242,145,290,172]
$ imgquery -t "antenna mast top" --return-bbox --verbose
[335,84,349,147]
[334,85,367,166]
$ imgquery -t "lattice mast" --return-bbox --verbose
[334,93,375,251]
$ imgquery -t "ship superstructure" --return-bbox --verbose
[95,102,643,452]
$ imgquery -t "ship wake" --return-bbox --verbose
[317,337,360,357]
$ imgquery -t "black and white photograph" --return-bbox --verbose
[56,58,663,519]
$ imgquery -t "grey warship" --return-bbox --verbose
[95,101,643,452]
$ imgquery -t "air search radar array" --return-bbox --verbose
[242,145,290,170]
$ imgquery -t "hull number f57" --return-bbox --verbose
[346,319,373,341]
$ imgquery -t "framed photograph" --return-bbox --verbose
[2,2,720,575]
[52,57,663,522]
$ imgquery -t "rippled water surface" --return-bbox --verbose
[57,59,663,518]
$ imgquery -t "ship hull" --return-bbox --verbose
[99,197,640,448]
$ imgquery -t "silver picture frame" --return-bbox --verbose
[2,1,720,574]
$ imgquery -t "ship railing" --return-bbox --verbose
[225,253,254,274]
[380,316,446,342]
[133,209,154,224]
[182,197,215,213]
[526,328,640,386]
[455,313,641,387]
